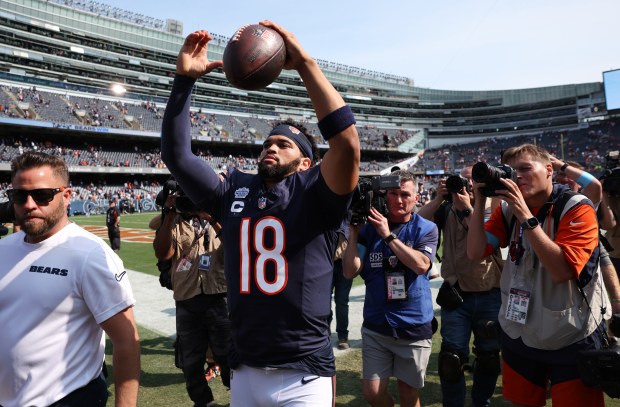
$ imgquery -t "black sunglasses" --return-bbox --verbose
[6,187,67,205]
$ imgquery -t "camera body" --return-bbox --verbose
[601,151,620,198]
[0,201,15,239]
[578,344,620,398]
[603,168,620,197]
[0,201,15,223]
[472,162,517,197]
[601,151,620,197]
[445,175,471,194]
[350,175,401,225]
[155,179,200,214]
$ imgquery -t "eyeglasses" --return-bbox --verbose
[6,187,66,205]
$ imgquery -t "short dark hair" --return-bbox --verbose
[391,170,418,193]
[11,151,69,185]
[272,118,320,165]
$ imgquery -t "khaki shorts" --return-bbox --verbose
[361,326,432,388]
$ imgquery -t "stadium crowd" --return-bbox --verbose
[0,85,421,150]
[1,117,618,206]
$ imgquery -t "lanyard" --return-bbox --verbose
[513,201,553,266]
[192,217,209,241]
[180,217,209,259]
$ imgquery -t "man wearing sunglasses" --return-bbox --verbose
[0,152,140,407]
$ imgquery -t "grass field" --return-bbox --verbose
[66,212,619,406]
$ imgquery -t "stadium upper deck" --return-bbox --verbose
[0,0,610,155]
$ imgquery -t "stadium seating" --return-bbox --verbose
[0,0,616,211]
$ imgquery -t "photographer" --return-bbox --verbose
[602,196,620,324]
[152,187,230,407]
[330,215,353,350]
[600,154,620,279]
[467,144,609,406]
[551,157,620,322]
[418,166,503,407]
[342,170,438,406]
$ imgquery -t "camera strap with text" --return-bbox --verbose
[175,217,209,273]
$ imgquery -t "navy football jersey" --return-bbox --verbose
[201,165,350,371]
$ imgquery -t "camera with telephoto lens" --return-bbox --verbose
[472,162,517,197]
[155,179,200,214]
[350,175,401,225]
[601,151,620,197]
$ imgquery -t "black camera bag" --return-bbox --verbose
[436,281,464,311]
[578,344,620,398]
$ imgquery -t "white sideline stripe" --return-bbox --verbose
[127,269,444,356]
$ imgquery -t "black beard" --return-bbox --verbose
[258,157,301,181]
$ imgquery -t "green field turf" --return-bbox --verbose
[71,212,161,276]
[64,212,618,406]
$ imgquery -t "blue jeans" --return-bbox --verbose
[440,288,501,407]
[330,260,353,340]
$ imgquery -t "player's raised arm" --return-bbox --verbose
[161,31,224,206]
[261,20,360,195]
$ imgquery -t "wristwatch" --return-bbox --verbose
[521,217,539,230]
[384,233,398,245]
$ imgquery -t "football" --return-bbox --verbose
[223,24,286,91]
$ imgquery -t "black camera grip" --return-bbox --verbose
[610,314,620,338]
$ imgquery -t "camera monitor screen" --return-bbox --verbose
[603,69,620,113]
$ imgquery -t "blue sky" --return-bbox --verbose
[99,0,620,91]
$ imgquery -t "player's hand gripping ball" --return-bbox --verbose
[223,24,286,90]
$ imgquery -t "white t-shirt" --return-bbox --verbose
[0,222,135,407]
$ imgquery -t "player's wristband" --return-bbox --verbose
[560,162,569,172]
[318,105,356,141]
[576,172,595,188]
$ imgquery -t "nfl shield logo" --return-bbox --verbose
[258,197,267,210]
[388,256,399,268]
